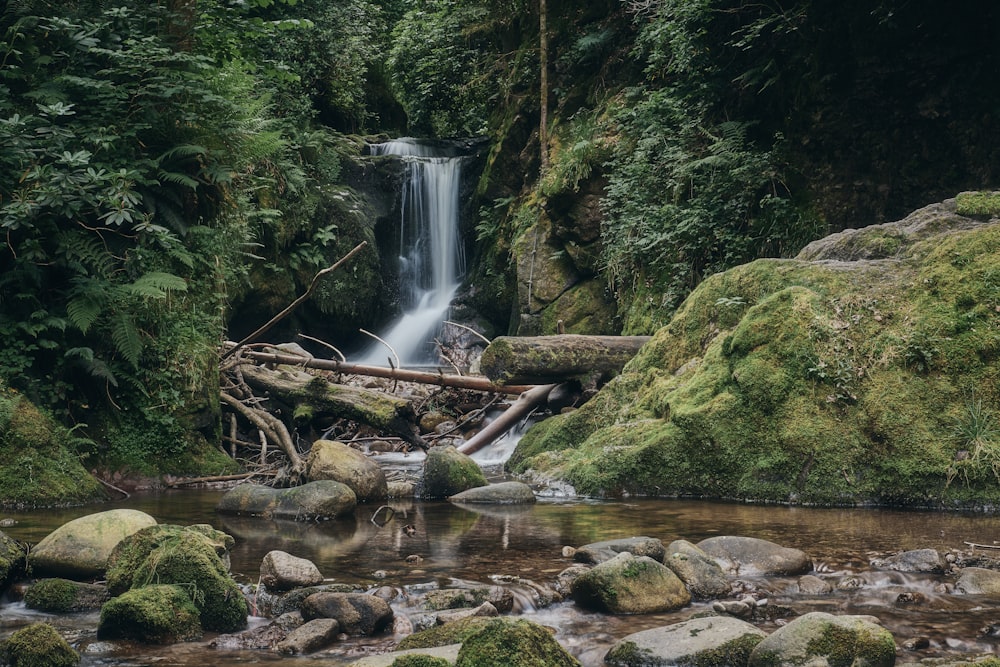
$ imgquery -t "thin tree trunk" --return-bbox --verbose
[539,0,549,173]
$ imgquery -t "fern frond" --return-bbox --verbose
[66,295,103,333]
[125,271,188,299]
[111,312,143,368]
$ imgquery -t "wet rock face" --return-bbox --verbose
[747,612,896,667]
[697,536,813,576]
[571,552,691,615]
[605,616,767,667]
[27,509,157,580]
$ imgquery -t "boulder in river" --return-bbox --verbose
[747,612,895,667]
[306,439,388,503]
[571,551,691,614]
[24,578,109,612]
[105,524,247,633]
[870,548,946,573]
[697,536,812,576]
[955,567,1000,594]
[27,509,157,579]
[664,539,731,599]
[1,622,80,667]
[573,536,666,564]
[216,481,357,520]
[0,531,26,591]
[605,615,766,667]
[275,618,341,654]
[300,592,393,636]
[455,618,581,667]
[348,645,461,666]
[421,445,487,498]
[449,481,536,504]
[260,550,324,591]
[98,583,203,644]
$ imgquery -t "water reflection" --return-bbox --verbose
[4,493,1000,665]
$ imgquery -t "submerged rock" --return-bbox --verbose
[571,551,691,614]
[421,445,487,498]
[27,509,157,579]
[2,622,80,667]
[449,481,536,504]
[747,612,895,667]
[306,439,388,503]
[697,536,812,576]
[216,481,357,520]
[605,616,766,667]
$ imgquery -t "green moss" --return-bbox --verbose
[1,622,79,667]
[511,221,1000,506]
[455,618,580,667]
[390,656,451,667]
[688,634,764,667]
[396,617,495,651]
[805,622,896,667]
[956,191,1000,218]
[98,584,203,644]
[23,579,78,613]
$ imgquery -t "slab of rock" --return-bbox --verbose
[955,567,1000,594]
[28,509,157,579]
[664,539,731,599]
[216,481,357,521]
[348,644,461,666]
[574,536,666,565]
[306,440,388,503]
[275,618,341,654]
[260,550,324,591]
[300,592,393,636]
[870,548,945,573]
[449,481,536,504]
[748,612,895,667]
[421,445,487,498]
[697,536,812,576]
[605,616,767,667]
[571,552,691,614]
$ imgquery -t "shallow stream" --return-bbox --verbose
[4,490,1000,665]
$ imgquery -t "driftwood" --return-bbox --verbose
[234,349,536,395]
[456,383,557,456]
[238,364,426,449]
[479,334,652,385]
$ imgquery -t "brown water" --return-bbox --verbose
[4,491,1000,665]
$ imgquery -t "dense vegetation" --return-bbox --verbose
[0,0,996,491]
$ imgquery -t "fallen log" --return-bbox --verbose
[456,383,557,456]
[479,335,652,385]
[234,349,535,395]
[238,364,426,449]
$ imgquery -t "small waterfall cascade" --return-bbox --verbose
[360,138,465,366]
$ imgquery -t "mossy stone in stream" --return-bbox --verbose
[421,445,487,499]
[455,618,581,667]
[0,531,26,590]
[1,622,79,667]
[391,656,451,667]
[24,578,109,612]
[396,617,495,650]
[98,584,203,644]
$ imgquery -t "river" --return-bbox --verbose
[3,490,1000,665]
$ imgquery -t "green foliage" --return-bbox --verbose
[947,391,1000,488]
[956,191,1000,218]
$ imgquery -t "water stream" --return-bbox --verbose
[4,492,1000,665]
[359,139,465,367]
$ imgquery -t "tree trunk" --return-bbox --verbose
[456,383,557,456]
[479,335,652,385]
[539,0,549,173]
[238,364,425,449]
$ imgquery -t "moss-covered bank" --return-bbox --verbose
[509,197,1000,507]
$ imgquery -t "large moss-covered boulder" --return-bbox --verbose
[422,445,487,498]
[571,552,691,614]
[510,199,1000,506]
[105,524,247,633]
[1,622,80,667]
[98,584,203,644]
[28,509,157,579]
[0,386,105,508]
[306,439,388,503]
[747,612,895,667]
[216,480,357,520]
[455,618,580,667]
[605,616,766,667]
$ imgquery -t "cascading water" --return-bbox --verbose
[359,138,465,366]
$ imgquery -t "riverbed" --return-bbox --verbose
[4,490,1000,665]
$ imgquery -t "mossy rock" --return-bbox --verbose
[391,656,452,667]
[1,622,79,667]
[0,530,26,590]
[510,202,1000,507]
[0,386,105,508]
[216,481,357,520]
[24,578,109,612]
[305,440,388,503]
[28,509,157,580]
[421,446,487,499]
[98,584,203,644]
[605,616,766,667]
[747,612,895,667]
[396,616,496,651]
[105,524,246,633]
[455,618,580,667]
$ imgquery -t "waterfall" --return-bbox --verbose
[359,139,465,366]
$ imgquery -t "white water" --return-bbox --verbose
[359,139,465,366]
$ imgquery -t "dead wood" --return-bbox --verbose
[220,391,305,480]
[238,363,426,450]
[479,334,652,385]
[456,383,557,456]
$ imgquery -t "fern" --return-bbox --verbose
[66,294,103,334]
[125,272,188,299]
[110,311,143,368]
